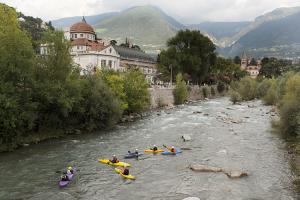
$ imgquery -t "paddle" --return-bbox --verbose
[163,144,171,151]
[163,144,176,154]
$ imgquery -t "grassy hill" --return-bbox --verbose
[94,6,185,53]
[51,13,117,29]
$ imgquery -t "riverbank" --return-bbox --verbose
[0,85,227,153]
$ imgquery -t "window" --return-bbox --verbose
[108,60,112,68]
[80,34,83,37]
[109,48,112,53]
[101,60,106,68]
[77,46,79,50]
[75,34,77,38]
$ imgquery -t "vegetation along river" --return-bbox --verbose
[0,97,298,200]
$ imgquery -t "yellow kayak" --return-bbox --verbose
[98,159,131,167]
[144,149,164,153]
[115,167,136,180]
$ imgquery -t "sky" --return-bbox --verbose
[2,0,300,23]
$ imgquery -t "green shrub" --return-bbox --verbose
[76,75,122,131]
[123,69,150,113]
[202,87,209,98]
[276,72,295,101]
[210,87,216,96]
[217,82,226,93]
[173,73,188,105]
[257,79,273,98]
[278,74,300,134]
[262,80,277,105]
[236,77,257,101]
[230,89,242,104]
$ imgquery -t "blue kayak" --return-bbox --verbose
[124,152,143,159]
[161,148,182,155]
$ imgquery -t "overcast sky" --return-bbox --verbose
[2,0,300,23]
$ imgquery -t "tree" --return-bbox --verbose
[123,69,150,113]
[158,29,216,84]
[233,56,241,65]
[259,57,284,78]
[110,40,117,45]
[34,31,81,129]
[209,57,245,83]
[249,58,257,66]
[173,73,188,104]
[0,3,37,148]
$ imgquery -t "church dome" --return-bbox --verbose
[70,17,95,33]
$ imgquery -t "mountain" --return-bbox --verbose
[94,6,185,53]
[52,5,300,58]
[188,22,250,41]
[222,7,300,58]
[51,12,118,29]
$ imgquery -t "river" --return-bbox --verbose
[0,97,298,200]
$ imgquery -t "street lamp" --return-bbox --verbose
[169,64,173,87]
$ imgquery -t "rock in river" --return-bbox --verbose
[189,164,223,172]
[224,171,248,178]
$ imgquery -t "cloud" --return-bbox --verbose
[1,0,300,23]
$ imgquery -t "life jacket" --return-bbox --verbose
[153,147,158,151]
[123,168,129,175]
[111,157,119,163]
[170,148,176,153]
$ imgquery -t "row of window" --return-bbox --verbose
[71,33,95,40]
[101,60,115,68]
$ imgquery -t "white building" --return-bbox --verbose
[42,17,157,83]
[67,17,120,74]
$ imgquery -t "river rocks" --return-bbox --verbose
[224,171,248,179]
[190,164,248,179]
[189,164,223,172]
[182,197,200,200]
[182,134,192,142]
[193,111,202,114]
[181,147,192,150]
[203,113,209,116]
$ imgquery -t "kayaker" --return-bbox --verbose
[67,166,73,174]
[110,155,119,163]
[61,174,69,181]
[170,146,176,153]
[134,149,139,155]
[122,167,129,175]
[151,145,158,151]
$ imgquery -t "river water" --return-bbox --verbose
[0,98,298,200]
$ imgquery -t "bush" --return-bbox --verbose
[100,70,128,110]
[75,75,122,131]
[278,74,300,134]
[236,77,257,101]
[217,82,226,93]
[210,87,216,96]
[230,89,242,104]
[123,69,150,113]
[262,79,277,105]
[202,87,208,98]
[256,79,273,98]
[173,73,188,105]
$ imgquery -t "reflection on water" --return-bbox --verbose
[0,98,298,200]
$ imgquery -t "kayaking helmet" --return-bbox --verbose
[135,149,138,151]
[68,166,72,170]
[113,155,116,157]
[171,146,174,149]
[153,144,156,147]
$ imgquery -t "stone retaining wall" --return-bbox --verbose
[149,85,223,108]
